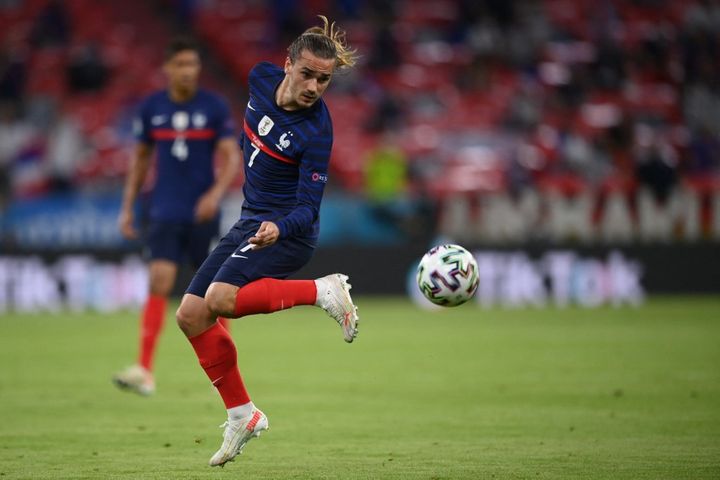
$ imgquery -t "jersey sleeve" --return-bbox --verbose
[133,98,153,145]
[215,96,236,139]
[275,125,333,239]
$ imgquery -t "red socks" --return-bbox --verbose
[217,316,230,331]
[189,322,250,408]
[138,294,167,371]
[138,297,229,372]
[187,279,316,410]
[234,278,316,317]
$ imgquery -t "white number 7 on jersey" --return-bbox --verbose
[249,144,260,167]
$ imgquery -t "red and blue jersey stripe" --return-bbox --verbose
[134,89,235,222]
[239,62,333,241]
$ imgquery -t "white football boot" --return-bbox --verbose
[112,364,155,396]
[315,273,359,343]
[209,409,269,467]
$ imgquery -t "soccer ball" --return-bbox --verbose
[416,244,479,307]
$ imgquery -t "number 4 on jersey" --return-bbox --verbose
[172,137,188,161]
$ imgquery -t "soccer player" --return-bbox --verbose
[175,16,359,467]
[112,37,241,396]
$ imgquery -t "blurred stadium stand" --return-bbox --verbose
[2,0,719,200]
[1,0,720,303]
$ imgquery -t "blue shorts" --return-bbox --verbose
[145,219,220,268]
[185,218,315,297]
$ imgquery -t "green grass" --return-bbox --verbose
[1,296,719,479]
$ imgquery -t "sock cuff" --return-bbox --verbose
[188,321,223,344]
[227,402,255,420]
[147,294,168,307]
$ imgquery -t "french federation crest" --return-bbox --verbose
[192,112,207,128]
[258,115,274,136]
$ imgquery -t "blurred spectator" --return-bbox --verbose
[590,38,626,90]
[482,0,516,29]
[556,65,590,109]
[684,0,720,34]
[0,102,46,199]
[1,0,718,217]
[66,44,109,93]
[686,127,720,174]
[448,0,483,43]
[11,139,47,198]
[505,79,543,131]
[636,26,673,83]
[680,6,720,86]
[633,124,678,200]
[363,133,431,239]
[0,43,27,107]
[0,103,36,172]
[454,54,491,92]
[557,128,613,184]
[0,0,22,10]
[603,118,635,176]
[366,23,401,71]
[271,0,307,46]
[465,18,503,60]
[364,90,404,133]
[29,0,70,48]
[364,135,408,202]
[333,0,361,19]
[363,0,397,24]
[0,161,8,210]
[161,0,198,29]
[45,114,84,190]
[683,81,720,133]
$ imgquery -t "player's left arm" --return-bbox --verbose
[274,132,333,240]
[195,136,241,222]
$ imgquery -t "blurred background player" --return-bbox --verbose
[174,16,358,467]
[112,37,241,396]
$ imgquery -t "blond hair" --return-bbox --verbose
[288,15,357,71]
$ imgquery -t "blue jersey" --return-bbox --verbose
[240,62,333,241]
[134,89,235,222]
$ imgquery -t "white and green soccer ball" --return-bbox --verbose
[416,244,479,307]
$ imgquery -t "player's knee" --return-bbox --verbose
[175,303,194,335]
[175,294,218,337]
[205,283,235,317]
[149,280,172,296]
[148,260,177,296]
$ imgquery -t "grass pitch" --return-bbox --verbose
[1,296,719,479]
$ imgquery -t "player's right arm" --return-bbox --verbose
[118,142,153,239]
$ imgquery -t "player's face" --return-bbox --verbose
[284,50,335,108]
[164,50,201,93]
